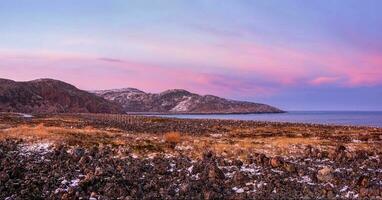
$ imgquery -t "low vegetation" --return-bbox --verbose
[164,131,181,147]
[0,113,381,199]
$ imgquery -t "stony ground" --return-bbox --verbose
[0,113,381,199]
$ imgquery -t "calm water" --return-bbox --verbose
[156,111,382,127]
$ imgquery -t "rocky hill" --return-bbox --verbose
[0,78,123,114]
[93,88,283,114]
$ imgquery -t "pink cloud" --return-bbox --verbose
[0,52,276,99]
[310,76,341,86]
[1,32,382,101]
[126,34,381,88]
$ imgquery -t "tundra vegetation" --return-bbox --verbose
[0,113,381,199]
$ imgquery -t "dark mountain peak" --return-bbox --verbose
[27,78,78,90]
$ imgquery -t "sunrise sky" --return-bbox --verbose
[0,0,381,110]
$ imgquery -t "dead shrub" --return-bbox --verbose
[164,132,181,148]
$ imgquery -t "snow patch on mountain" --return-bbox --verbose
[91,87,283,114]
[92,88,144,95]
[170,96,192,112]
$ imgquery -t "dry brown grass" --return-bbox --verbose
[164,132,181,145]
[1,115,379,160]
[0,123,127,146]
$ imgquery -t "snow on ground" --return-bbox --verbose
[240,164,262,176]
[344,191,359,199]
[19,142,53,156]
[187,165,194,173]
[19,113,33,118]
[54,176,84,194]
[287,175,316,186]
[232,187,245,193]
[340,186,349,192]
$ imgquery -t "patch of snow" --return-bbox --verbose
[301,176,314,184]
[18,113,33,118]
[322,182,335,188]
[170,96,192,112]
[256,182,267,188]
[344,191,358,199]
[19,142,53,156]
[369,155,380,160]
[187,165,194,173]
[340,186,349,192]
[236,188,244,193]
[69,179,80,187]
[335,167,352,173]
[240,164,262,175]
[168,163,176,173]
[232,187,244,193]
[55,176,83,194]
[191,173,200,180]
[94,88,144,95]
[288,175,316,186]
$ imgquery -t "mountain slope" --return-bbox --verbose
[0,78,123,114]
[93,88,284,114]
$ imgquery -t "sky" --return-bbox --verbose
[0,0,381,111]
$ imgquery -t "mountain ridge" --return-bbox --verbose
[0,78,283,114]
[0,78,124,114]
[92,87,284,114]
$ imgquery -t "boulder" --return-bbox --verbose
[317,166,333,182]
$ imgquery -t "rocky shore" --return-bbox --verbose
[0,113,381,199]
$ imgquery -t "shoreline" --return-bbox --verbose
[5,111,382,128]
[126,110,287,115]
[131,111,382,128]
[113,112,382,129]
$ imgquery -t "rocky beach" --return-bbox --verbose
[0,113,381,199]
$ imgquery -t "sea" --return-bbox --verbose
[156,111,382,127]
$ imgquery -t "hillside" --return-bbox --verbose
[93,88,283,114]
[0,78,123,114]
